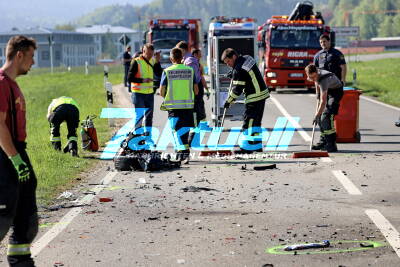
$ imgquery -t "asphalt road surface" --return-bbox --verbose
[1,83,400,267]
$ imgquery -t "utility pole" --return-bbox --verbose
[48,35,54,74]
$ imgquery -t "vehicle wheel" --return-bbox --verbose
[114,149,132,171]
[307,87,316,93]
[355,131,361,143]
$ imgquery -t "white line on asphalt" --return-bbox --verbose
[270,96,312,142]
[31,172,117,257]
[366,209,400,258]
[321,157,333,163]
[361,95,400,111]
[331,170,362,195]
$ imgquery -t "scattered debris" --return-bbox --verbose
[99,197,113,202]
[42,203,90,211]
[138,178,147,184]
[253,164,277,171]
[241,164,247,170]
[262,264,274,267]
[177,259,185,264]
[57,191,73,200]
[284,240,330,251]
[181,186,218,192]
[316,224,329,228]
[360,242,374,248]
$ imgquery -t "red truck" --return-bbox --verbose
[145,19,202,68]
[258,1,333,91]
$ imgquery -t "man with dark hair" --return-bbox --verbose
[176,41,204,145]
[122,45,132,91]
[305,63,343,152]
[221,48,269,153]
[0,35,38,266]
[160,48,199,163]
[128,43,163,134]
[314,35,347,85]
[192,48,210,100]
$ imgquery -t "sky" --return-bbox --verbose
[0,0,153,32]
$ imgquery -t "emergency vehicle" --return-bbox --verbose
[207,17,258,126]
[145,19,202,68]
[258,1,333,91]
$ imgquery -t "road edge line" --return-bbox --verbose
[332,170,362,195]
[361,95,400,112]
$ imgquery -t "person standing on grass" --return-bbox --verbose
[122,45,132,91]
[0,35,38,267]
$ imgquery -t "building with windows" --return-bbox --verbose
[0,27,96,68]
[76,25,141,60]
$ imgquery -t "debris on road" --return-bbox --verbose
[284,240,330,251]
[42,203,90,211]
[253,164,277,171]
[360,242,374,248]
[177,259,185,264]
[99,197,113,202]
[57,191,73,200]
[181,186,219,192]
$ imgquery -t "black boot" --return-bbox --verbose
[64,140,79,157]
[311,136,326,150]
[51,141,61,151]
[323,134,338,152]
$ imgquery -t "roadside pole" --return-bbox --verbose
[104,65,115,127]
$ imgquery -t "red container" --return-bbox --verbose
[335,88,362,143]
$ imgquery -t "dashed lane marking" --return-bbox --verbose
[332,170,362,195]
[366,209,400,258]
[31,172,117,257]
[270,96,312,143]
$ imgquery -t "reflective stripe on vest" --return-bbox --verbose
[132,57,155,94]
[164,64,194,110]
[8,244,31,256]
[49,96,79,113]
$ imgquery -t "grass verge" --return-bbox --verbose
[17,65,123,204]
[347,58,400,107]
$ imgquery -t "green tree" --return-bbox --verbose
[378,16,394,36]
[55,24,76,31]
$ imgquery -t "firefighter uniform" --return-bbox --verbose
[128,56,163,131]
[0,69,38,267]
[315,70,343,152]
[160,64,195,159]
[314,47,346,81]
[47,96,80,156]
[225,55,269,152]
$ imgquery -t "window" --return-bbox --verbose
[55,51,61,60]
[42,51,50,60]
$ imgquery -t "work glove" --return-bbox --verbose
[9,154,30,182]
[312,114,321,126]
[224,101,231,109]
[205,90,210,100]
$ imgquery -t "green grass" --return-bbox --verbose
[346,58,400,107]
[17,65,124,204]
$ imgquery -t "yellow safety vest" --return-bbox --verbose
[131,57,155,94]
[48,96,79,113]
[164,64,194,110]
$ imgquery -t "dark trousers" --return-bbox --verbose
[168,109,194,151]
[319,90,343,142]
[241,99,266,150]
[49,104,79,142]
[131,93,154,131]
[124,65,130,89]
[0,142,38,267]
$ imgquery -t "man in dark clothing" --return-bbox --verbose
[314,35,347,85]
[122,45,132,91]
[306,64,343,152]
[0,35,38,267]
[222,48,269,153]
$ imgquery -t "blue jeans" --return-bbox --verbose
[131,93,154,130]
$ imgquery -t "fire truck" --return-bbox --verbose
[207,17,258,126]
[258,1,333,91]
[145,19,202,68]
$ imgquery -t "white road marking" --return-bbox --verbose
[31,172,117,257]
[366,209,400,258]
[270,96,312,142]
[331,170,362,195]
[321,157,333,163]
[361,95,400,111]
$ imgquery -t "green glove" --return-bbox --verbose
[9,154,30,182]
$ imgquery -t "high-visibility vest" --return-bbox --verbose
[131,57,155,94]
[164,64,194,110]
[48,96,79,113]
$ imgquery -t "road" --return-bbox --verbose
[348,51,400,62]
[1,84,400,267]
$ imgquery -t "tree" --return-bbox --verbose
[55,24,76,31]
[378,16,394,37]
